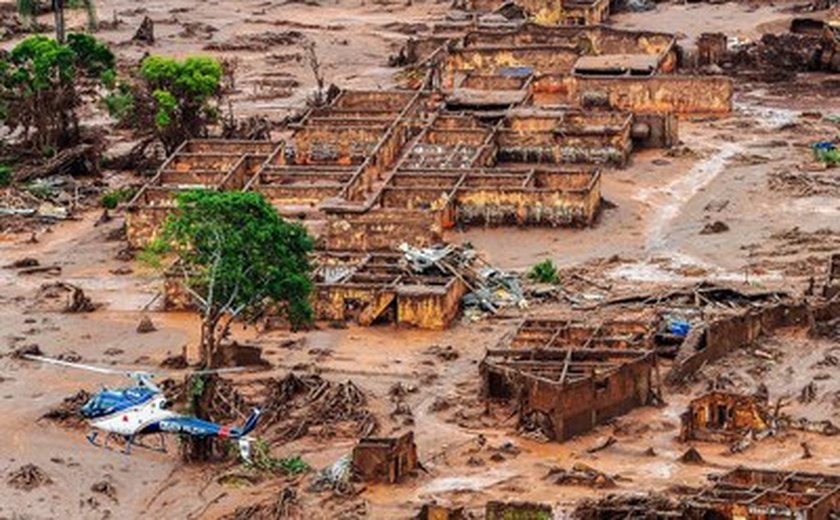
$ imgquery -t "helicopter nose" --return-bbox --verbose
[80,399,96,418]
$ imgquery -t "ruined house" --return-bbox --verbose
[504,315,689,356]
[686,467,840,520]
[125,140,273,247]
[164,251,468,329]
[313,251,467,329]
[572,468,840,519]
[680,391,773,443]
[352,431,419,483]
[461,0,610,25]
[481,348,657,440]
[127,89,604,250]
[126,24,735,254]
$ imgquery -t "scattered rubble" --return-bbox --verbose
[32,282,98,313]
[544,463,617,488]
[6,464,52,491]
[261,373,378,442]
[136,315,157,334]
[40,390,92,429]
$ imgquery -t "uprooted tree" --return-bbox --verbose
[0,33,114,154]
[146,190,314,367]
[106,55,225,154]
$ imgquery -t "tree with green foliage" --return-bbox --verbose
[16,0,98,43]
[107,55,224,154]
[146,190,314,367]
[0,33,114,152]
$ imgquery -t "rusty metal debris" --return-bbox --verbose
[400,243,525,314]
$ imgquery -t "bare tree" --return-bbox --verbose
[301,39,327,106]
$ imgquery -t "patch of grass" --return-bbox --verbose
[0,165,12,186]
[528,259,560,284]
[100,188,135,209]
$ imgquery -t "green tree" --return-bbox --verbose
[0,33,114,152]
[108,55,224,154]
[147,190,314,367]
[17,0,98,44]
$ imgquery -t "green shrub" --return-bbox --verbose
[528,259,560,284]
[814,147,840,166]
[247,439,309,475]
[100,188,134,209]
[0,165,12,186]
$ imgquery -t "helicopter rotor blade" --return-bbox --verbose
[23,354,252,379]
[187,367,248,376]
[23,354,127,376]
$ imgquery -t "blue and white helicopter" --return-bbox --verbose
[25,355,261,460]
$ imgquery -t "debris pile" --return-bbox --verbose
[399,243,525,315]
[544,463,617,488]
[261,373,378,442]
[573,493,683,519]
[40,389,91,429]
[6,464,52,491]
[204,31,303,52]
[225,487,303,520]
[32,282,98,313]
[726,33,823,80]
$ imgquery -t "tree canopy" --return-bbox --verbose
[148,190,314,366]
[0,33,114,151]
[108,55,224,154]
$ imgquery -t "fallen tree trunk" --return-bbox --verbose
[14,145,99,183]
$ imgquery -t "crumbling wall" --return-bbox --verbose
[667,303,811,384]
[454,185,599,227]
[125,205,172,248]
[352,432,419,483]
[680,392,770,442]
[292,126,387,165]
[549,353,654,440]
[164,271,196,311]
[533,75,733,114]
[443,48,580,88]
[396,280,467,329]
[322,209,442,251]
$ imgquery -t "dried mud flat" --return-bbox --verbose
[2,0,840,519]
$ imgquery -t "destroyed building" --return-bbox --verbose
[481,347,657,440]
[686,467,840,520]
[125,140,273,246]
[351,432,419,484]
[458,0,611,26]
[313,251,467,329]
[505,315,686,355]
[165,244,518,329]
[573,468,840,519]
[680,391,773,443]
[126,23,734,252]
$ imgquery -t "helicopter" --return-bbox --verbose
[24,354,261,460]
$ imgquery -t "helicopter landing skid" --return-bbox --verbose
[86,432,166,455]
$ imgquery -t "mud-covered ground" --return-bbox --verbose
[1,0,840,518]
